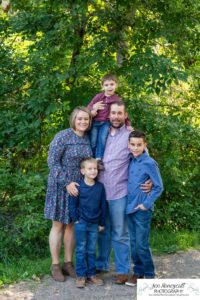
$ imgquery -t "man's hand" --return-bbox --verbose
[134,204,148,211]
[66,182,79,196]
[140,179,152,193]
[126,125,134,131]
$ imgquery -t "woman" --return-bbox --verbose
[44,106,93,281]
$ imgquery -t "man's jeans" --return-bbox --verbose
[74,220,98,277]
[127,210,155,278]
[96,197,130,274]
[89,121,110,159]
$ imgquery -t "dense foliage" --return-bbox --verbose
[0,0,199,261]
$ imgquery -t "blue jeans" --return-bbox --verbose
[96,197,130,274]
[127,210,155,278]
[96,209,111,271]
[89,121,110,158]
[74,220,98,277]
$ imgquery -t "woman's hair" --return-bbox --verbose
[69,106,92,131]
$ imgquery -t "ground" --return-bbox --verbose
[1,250,200,300]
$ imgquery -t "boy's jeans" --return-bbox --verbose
[74,220,98,277]
[89,121,110,159]
[127,210,155,278]
[96,197,130,274]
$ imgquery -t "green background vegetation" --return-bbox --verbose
[0,0,199,284]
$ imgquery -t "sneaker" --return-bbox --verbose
[62,262,76,278]
[76,277,86,288]
[88,275,104,286]
[51,264,65,282]
[115,274,128,284]
[97,159,105,171]
[125,275,144,286]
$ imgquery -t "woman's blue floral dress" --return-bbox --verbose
[44,128,92,224]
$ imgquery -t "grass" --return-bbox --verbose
[0,256,51,287]
[0,229,200,287]
[150,229,200,255]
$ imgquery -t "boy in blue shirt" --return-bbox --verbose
[125,130,163,286]
[69,158,106,288]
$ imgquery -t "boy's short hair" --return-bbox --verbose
[80,157,98,169]
[69,106,92,131]
[129,130,146,142]
[101,73,118,84]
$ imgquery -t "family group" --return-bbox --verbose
[44,74,163,288]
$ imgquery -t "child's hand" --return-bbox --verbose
[93,101,105,111]
[98,226,105,232]
[134,204,148,211]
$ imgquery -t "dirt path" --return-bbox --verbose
[1,250,200,300]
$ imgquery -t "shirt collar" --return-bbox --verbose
[109,124,126,136]
[133,151,148,162]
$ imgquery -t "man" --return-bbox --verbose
[96,100,152,284]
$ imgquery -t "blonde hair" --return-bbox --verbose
[80,157,98,169]
[69,106,92,131]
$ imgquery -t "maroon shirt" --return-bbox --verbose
[87,92,121,122]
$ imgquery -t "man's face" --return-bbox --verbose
[109,104,127,129]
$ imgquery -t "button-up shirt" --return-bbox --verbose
[87,92,121,122]
[98,125,130,200]
[126,151,163,214]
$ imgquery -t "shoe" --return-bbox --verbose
[51,264,65,282]
[96,269,109,274]
[115,274,128,284]
[97,159,105,171]
[125,274,144,286]
[76,277,86,288]
[88,275,104,286]
[62,262,76,278]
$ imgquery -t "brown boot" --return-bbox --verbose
[51,264,65,282]
[62,262,76,278]
[115,274,128,284]
[88,275,104,286]
[76,277,86,288]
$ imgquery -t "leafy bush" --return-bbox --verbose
[128,98,200,231]
[0,162,49,262]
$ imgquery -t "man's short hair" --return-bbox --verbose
[128,130,146,142]
[110,99,126,112]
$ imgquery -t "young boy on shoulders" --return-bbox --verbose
[69,158,106,288]
[87,74,131,169]
[125,130,163,287]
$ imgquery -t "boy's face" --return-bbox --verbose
[128,137,146,157]
[102,80,117,96]
[81,161,98,180]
